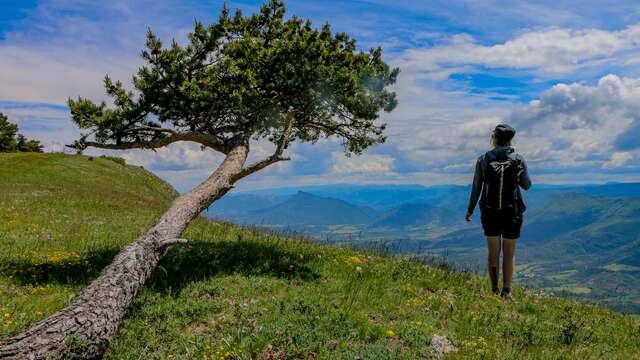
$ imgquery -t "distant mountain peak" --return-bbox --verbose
[237,191,377,226]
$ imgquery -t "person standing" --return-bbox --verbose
[465,124,531,299]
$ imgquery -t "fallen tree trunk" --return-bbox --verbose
[0,144,248,359]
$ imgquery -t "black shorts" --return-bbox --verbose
[480,208,523,239]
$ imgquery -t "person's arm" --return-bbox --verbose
[466,157,483,220]
[518,157,531,190]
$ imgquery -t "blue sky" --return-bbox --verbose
[3,1,640,192]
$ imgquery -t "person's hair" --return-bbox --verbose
[491,133,511,147]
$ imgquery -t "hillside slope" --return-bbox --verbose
[369,203,459,229]
[428,193,640,313]
[1,153,639,359]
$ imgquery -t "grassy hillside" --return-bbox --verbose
[1,153,639,359]
[429,193,640,313]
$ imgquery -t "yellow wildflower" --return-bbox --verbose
[346,256,363,265]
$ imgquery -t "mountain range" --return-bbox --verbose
[206,183,640,313]
[234,191,377,226]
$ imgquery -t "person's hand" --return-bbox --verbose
[464,212,473,222]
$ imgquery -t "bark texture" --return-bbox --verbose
[0,144,248,359]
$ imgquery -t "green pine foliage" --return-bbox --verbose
[0,113,43,153]
[68,0,398,157]
[1,153,639,359]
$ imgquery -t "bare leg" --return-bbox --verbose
[486,236,501,292]
[502,238,517,289]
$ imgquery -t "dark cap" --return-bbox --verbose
[494,124,516,142]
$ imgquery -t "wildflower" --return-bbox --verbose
[346,256,363,265]
[43,250,81,264]
[355,266,363,273]
[386,329,395,337]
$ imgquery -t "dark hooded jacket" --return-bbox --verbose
[467,146,531,214]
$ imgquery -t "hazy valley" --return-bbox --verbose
[206,183,640,313]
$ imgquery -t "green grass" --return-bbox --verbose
[544,270,578,282]
[543,286,593,295]
[601,263,640,272]
[1,153,639,359]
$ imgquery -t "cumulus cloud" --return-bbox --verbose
[398,24,640,77]
[331,152,396,174]
[0,102,80,152]
[370,73,640,182]
[375,65,512,174]
[507,74,640,170]
[0,46,139,104]
[0,0,219,104]
[116,143,223,171]
[604,151,633,168]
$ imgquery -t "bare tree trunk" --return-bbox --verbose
[0,144,249,359]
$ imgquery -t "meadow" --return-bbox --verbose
[1,153,639,359]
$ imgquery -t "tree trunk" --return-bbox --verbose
[0,144,249,359]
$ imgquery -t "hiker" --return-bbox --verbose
[465,124,531,299]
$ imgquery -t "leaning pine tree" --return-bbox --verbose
[0,1,398,358]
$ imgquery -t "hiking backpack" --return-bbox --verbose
[484,152,520,211]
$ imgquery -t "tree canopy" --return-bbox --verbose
[0,2,399,357]
[69,0,398,163]
[0,113,43,153]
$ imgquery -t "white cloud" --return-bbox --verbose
[0,0,216,104]
[398,24,640,77]
[373,72,640,181]
[0,103,80,152]
[331,152,395,174]
[376,65,512,173]
[604,151,633,168]
[117,143,223,171]
[508,74,640,170]
[0,45,138,104]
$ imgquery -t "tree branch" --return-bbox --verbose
[231,113,295,180]
[276,112,295,155]
[306,121,353,139]
[125,125,179,135]
[79,131,230,153]
[232,154,290,181]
